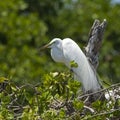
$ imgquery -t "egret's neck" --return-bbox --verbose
[51,42,65,63]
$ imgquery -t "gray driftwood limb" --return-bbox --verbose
[85,19,107,70]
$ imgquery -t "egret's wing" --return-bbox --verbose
[88,61,103,88]
[62,38,84,68]
[62,38,102,92]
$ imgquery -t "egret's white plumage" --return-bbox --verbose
[44,38,101,92]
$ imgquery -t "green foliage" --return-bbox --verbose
[0,77,9,82]
[70,60,78,68]
[0,74,119,119]
[0,0,120,84]
[73,99,84,111]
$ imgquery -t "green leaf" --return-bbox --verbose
[70,60,78,68]
[59,108,65,118]
[0,77,9,83]
[73,99,84,110]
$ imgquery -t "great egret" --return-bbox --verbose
[41,38,102,93]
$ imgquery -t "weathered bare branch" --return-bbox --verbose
[85,108,120,119]
[78,82,120,100]
[85,19,107,69]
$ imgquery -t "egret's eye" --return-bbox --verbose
[52,41,57,45]
[53,41,56,44]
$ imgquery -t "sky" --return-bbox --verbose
[112,0,120,3]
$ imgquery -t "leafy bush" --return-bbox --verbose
[0,75,119,120]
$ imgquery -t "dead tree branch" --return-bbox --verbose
[85,19,107,69]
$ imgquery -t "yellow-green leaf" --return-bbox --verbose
[70,60,78,68]
[0,77,9,83]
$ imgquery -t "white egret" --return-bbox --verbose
[41,38,102,93]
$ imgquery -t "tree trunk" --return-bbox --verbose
[85,19,107,69]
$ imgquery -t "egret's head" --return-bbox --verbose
[49,38,62,48]
[40,38,62,50]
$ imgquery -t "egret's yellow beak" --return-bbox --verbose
[39,43,52,51]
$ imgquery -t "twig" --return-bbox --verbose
[83,108,120,119]
[78,83,120,100]
[83,105,95,113]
